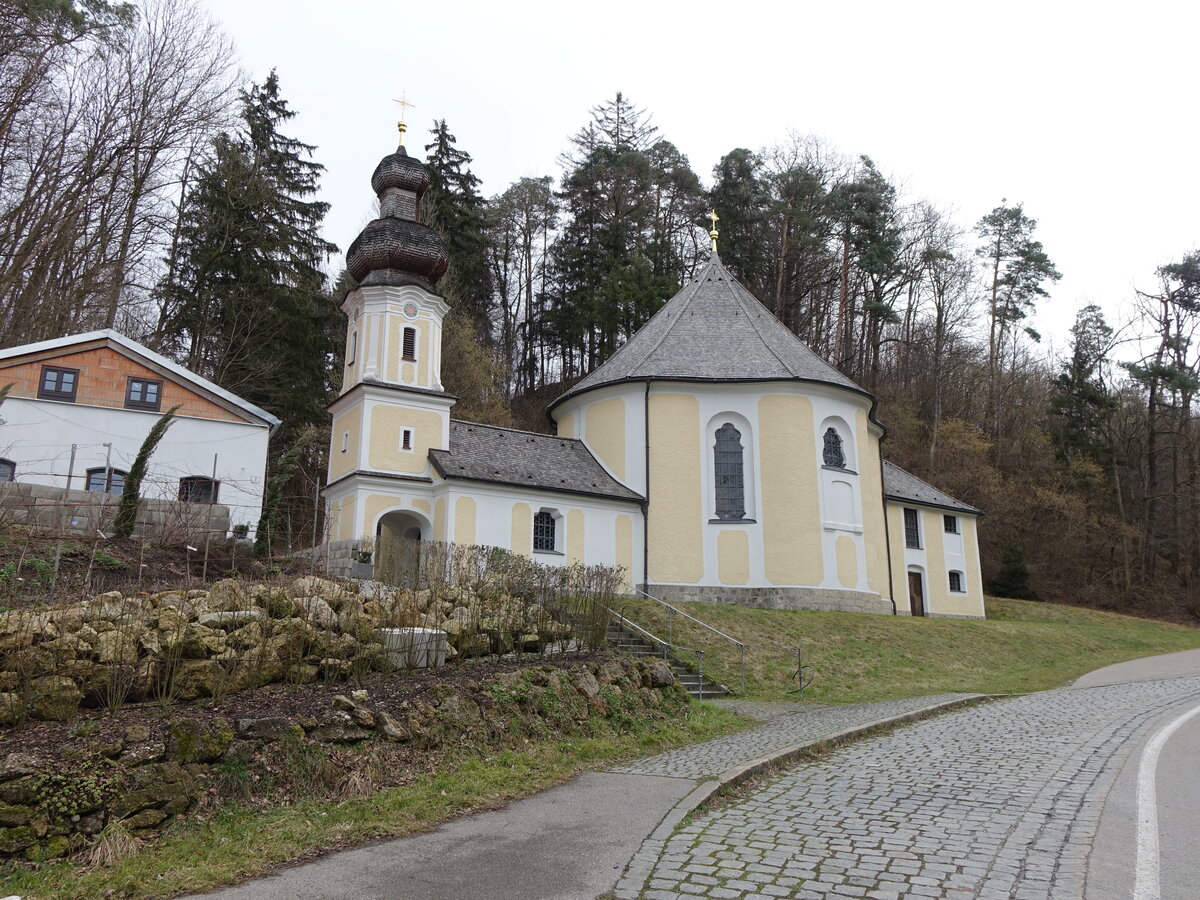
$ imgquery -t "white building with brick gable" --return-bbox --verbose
[0,330,279,533]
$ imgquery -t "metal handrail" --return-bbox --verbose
[633,587,747,694]
[602,604,710,700]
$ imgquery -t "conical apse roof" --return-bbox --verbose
[550,255,872,412]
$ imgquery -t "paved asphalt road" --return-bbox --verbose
[192,651,1200,900]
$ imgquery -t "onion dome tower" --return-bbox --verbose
[338,113,452,395]
[345,129,448,291]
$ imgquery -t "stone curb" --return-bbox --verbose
[614,693,991,899]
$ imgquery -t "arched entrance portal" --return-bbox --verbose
[374,510,427,587]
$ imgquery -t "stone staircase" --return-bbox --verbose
[606,621,730,699]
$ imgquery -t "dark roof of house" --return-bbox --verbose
[550,254,870,412]
[882,461,980,514]
[429,420,643,503]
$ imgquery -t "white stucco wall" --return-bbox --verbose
[0,397,271,531]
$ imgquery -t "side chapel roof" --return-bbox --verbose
[430,420,643,503]
[882,461,980,514]
[550,254,872,413]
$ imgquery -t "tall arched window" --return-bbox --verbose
[713,423,745,520]
[823,427,846,468]
[533,510,557,552]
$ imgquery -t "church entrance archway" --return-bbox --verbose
[374,510,428,587]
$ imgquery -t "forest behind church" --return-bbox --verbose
[3,0,1198,620]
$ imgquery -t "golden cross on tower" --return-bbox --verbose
[707,209,720,254]
[392,92,415,145]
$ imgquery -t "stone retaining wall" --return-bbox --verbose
[0,481,231,542]
[0,656,683,860]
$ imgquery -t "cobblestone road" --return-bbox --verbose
[622,677,1200,900]
[610,695,975,780]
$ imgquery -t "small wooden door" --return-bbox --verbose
[908,572,926,617]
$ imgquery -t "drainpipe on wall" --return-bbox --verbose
[642,379,651,595]
[881,471,897,615]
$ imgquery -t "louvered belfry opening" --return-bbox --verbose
[713,422,745,520]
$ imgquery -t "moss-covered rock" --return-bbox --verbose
[168,718,233,763]
[25,675,81,721]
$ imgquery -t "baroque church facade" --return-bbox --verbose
[323,129,985,620]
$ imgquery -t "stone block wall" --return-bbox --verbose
[647,583,895,615]
[0,481,230,542]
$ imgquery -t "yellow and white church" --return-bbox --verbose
[323,128,985,619]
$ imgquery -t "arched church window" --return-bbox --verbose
[823,427,846,469]
[713,423,746,520]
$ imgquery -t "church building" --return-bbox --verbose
[323,125,985,619]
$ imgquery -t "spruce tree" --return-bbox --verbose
[423,121,493,340]
[158,70,340,429]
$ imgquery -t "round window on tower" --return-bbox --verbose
[402,301,419,319]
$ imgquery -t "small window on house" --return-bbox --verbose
[903,508,921,549]
[822,427,846,468]
[944,514,959,534]
[401,428,413,451]
[38,366,78,402]
[0,459,14,482]
[402,327,417,361]
[533,510,556,552]
[713,422,746,520]
[341,431,349,453]
[85,467,126,495]
[125,377,162,411]
[179,476,219,503]
[348,330,357,365]
[949,570,964,593]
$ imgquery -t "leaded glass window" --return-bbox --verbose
[949,571,964,592]
[533,511,556,552]
[903,507,920,548]
[823,427,845,468]
[713,423,746,520]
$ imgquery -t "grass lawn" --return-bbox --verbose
[0,703,749,900]
[609,596,1200,704]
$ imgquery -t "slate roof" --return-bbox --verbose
[882,461,980,514]
[429,420,643,503]
[550,254,869,412]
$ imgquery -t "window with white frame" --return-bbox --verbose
[402,326,417,361]
[400,428,413,451]
[944,514,959,534]
[348,330,357,364]
[903,507,921,548]
[85,467,126,495]
[341,431,349,453]
[949,570,964,592]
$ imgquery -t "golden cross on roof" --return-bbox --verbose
[392,92,415,145]
[707,209,720,254]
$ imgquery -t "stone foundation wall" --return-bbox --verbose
[0,481,230,542]
[646,583,895,615]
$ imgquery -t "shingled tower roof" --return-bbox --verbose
[550,254,872,413]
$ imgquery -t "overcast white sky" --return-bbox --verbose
[201,0,1198,357]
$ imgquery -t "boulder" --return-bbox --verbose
[123,807,167,830]
[172,660,224,700]
[0,753,40,781]
[376,710,410,742]
[226,621,265,650]
[110,762,194,818]
[572,670,601,699]
[644,658,676,689]
[198,610,264,631]
[309,723,370,743]
[168,718,233,763]
[0,693,22,726]
[296,596,336,630]
[95,628,140,665]
[25,675,81,721]
[206,579,247,611]
[0,824,36,853]
[235,717,302,742]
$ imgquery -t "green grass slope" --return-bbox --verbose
[611,597,1200,704]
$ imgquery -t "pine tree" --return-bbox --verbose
[158,70,339,429]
